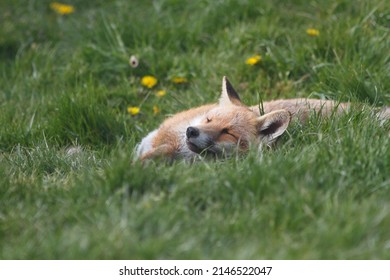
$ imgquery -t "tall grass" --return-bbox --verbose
[0,0,389,259]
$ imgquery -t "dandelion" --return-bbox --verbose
[129,55,139,68]
[50,2,75,15]
[127,106,140,116]
[156,90,167,97]
[171,77,188,84]
[153,105,160,115]
[245,55,262,65]
[306,28,320,37]
[141,75,158,88]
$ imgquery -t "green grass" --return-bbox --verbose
[1,0,390,259]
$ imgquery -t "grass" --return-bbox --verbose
[1,0,390,259]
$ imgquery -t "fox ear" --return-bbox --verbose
[219,76,242,106]
[256,110,291,144]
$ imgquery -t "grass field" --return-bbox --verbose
[1,0,390,259]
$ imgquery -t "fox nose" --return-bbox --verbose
[186,126,199,139]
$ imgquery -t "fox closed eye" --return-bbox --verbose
[221,128,239,140]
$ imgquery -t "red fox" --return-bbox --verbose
[136,76,389,161]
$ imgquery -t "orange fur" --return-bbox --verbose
[149,104,216,160]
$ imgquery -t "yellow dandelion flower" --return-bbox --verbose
[141,75,158,88]
[306,28,320,37]
[153,105,160,115]
[127,106,140,116]
[50,2,75,15]
[156,90,167,97]
[245,55,262,65]
[171,77,188,84]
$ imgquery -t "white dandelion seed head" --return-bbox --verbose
[129,55,139,68]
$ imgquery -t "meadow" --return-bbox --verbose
[0,0,390,259]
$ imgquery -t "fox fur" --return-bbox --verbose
[136,76,389,161]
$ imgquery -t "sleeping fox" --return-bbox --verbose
[136,76,389,161]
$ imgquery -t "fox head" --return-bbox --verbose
[185,76,291,157]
